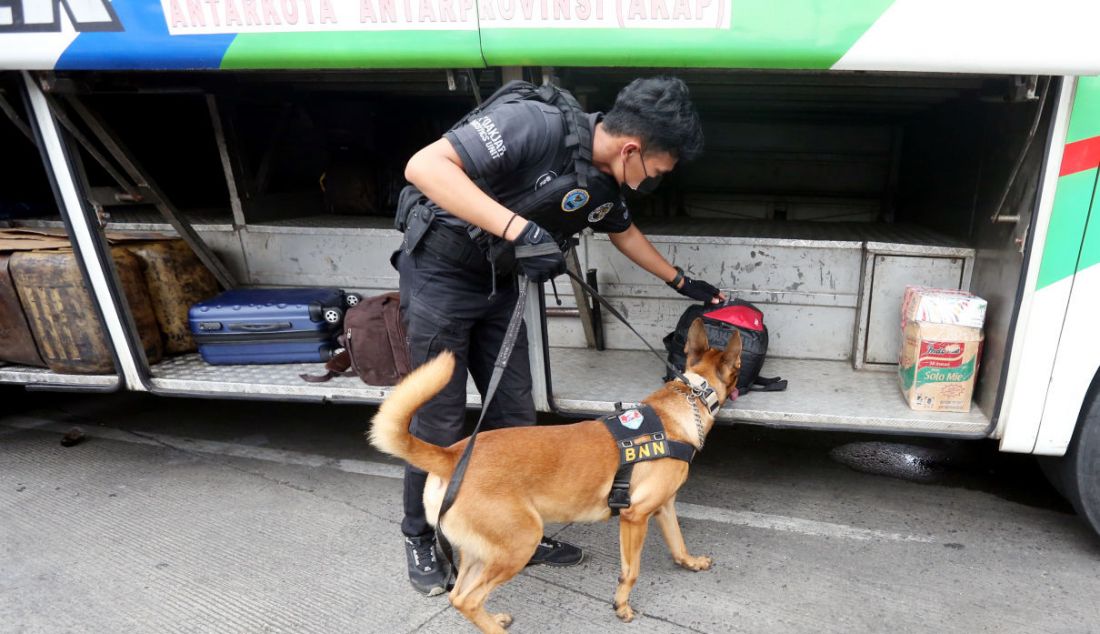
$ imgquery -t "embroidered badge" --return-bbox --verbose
[534,171,557,191]
[618,409,644,430]
[470,116,506,160]
[561,189,590,212]
[587,202,614,223]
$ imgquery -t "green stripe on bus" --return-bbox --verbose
[1038,168,1099,290]
[219,31,484,69]
[1067,76,1100,145]
[1037,78,1100,290]
[1079,168,1100,274]
[480,0,894,68]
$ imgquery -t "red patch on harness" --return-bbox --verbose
[705,305,764,331]
[618,409,644,430]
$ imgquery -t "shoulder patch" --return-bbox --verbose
[588,202,615,223]
[562,189,590,212]
[470,115,506,161]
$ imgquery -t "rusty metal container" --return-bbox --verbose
[126,239,220,354]
[9,247,163,374]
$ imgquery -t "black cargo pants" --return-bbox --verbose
[393,247,537,539]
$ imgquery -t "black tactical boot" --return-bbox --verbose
[527,536,584,567]
[404,534,448,596]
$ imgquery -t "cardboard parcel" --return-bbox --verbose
[898,286,987,413]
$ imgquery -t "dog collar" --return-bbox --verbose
[681,372,721,415]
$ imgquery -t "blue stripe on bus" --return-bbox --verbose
[56,0,233,70]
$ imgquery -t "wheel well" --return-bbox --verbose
[1067,367,1100,450]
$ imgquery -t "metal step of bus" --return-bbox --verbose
[547,348,991,437]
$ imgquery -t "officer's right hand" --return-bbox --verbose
[511,220,567,284]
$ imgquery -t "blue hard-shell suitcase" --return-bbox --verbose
[189,288,353,365]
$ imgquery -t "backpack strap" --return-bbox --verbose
[446,80,538,202]
[538,84,593,189]
[448,80,595,202]
[739,375,788,396]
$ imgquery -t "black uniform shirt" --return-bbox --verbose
[429,101,632,238]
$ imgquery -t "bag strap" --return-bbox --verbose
[299,348,355,383]
[739,375,788,396]
[381,294,412,376]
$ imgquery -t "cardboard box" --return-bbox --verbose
[899,321,984,412]
[898,287,986,413]
[900,285,987,330]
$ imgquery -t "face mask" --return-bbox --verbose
[622,149,663,195]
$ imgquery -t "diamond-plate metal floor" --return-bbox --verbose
[548,348,990,435]
[0,364,118,388]
[149,354,481,405]
[88,348,992,435]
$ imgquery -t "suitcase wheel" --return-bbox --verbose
[323,307,344,324]
[344,293,362,307]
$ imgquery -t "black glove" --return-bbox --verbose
[511,220,567,284]
[668,266,722,303]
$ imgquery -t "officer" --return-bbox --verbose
[393,76,724,596]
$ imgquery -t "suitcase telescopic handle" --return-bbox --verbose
[228,322,293,332]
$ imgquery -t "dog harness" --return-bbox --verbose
[601,374,726,514]
[600,404,698,515]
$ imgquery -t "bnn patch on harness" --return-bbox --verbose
[600,404,696,513]
[612,409,674,464]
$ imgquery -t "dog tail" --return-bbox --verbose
[368,350,458,478]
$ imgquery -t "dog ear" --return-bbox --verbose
[684,318,709,368]
[718,330,742,388]
[722,329,742,369]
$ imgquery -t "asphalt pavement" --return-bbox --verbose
[2,390,1098,633]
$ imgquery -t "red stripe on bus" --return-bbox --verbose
[1061,136,1100,176]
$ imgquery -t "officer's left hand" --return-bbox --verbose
[512,220,567,284]
[676,276,725,304]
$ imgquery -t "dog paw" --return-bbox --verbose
[677,555,713,571]
[614,602,636,622]
[493,612,513,629]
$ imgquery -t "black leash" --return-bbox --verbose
[435,276,529,588]
[562,268,703,389]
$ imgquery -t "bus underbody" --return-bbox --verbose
[0,69,1058,440]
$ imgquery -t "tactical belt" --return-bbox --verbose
[419,223,498,275]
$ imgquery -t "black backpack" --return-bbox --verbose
[662,299,788,395]
[395,80,615,272]
[446,80,595,197]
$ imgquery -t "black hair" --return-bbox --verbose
[603,76,704,161]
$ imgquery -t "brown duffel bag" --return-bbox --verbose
[301,291,411,386]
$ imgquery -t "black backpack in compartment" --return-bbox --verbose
[662,299,787,396]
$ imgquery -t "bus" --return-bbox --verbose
[2,0,1099,535]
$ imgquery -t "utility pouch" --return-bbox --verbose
[394,185,421,233]
[402,203,434,256]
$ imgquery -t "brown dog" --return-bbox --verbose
[369,319,741,632]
